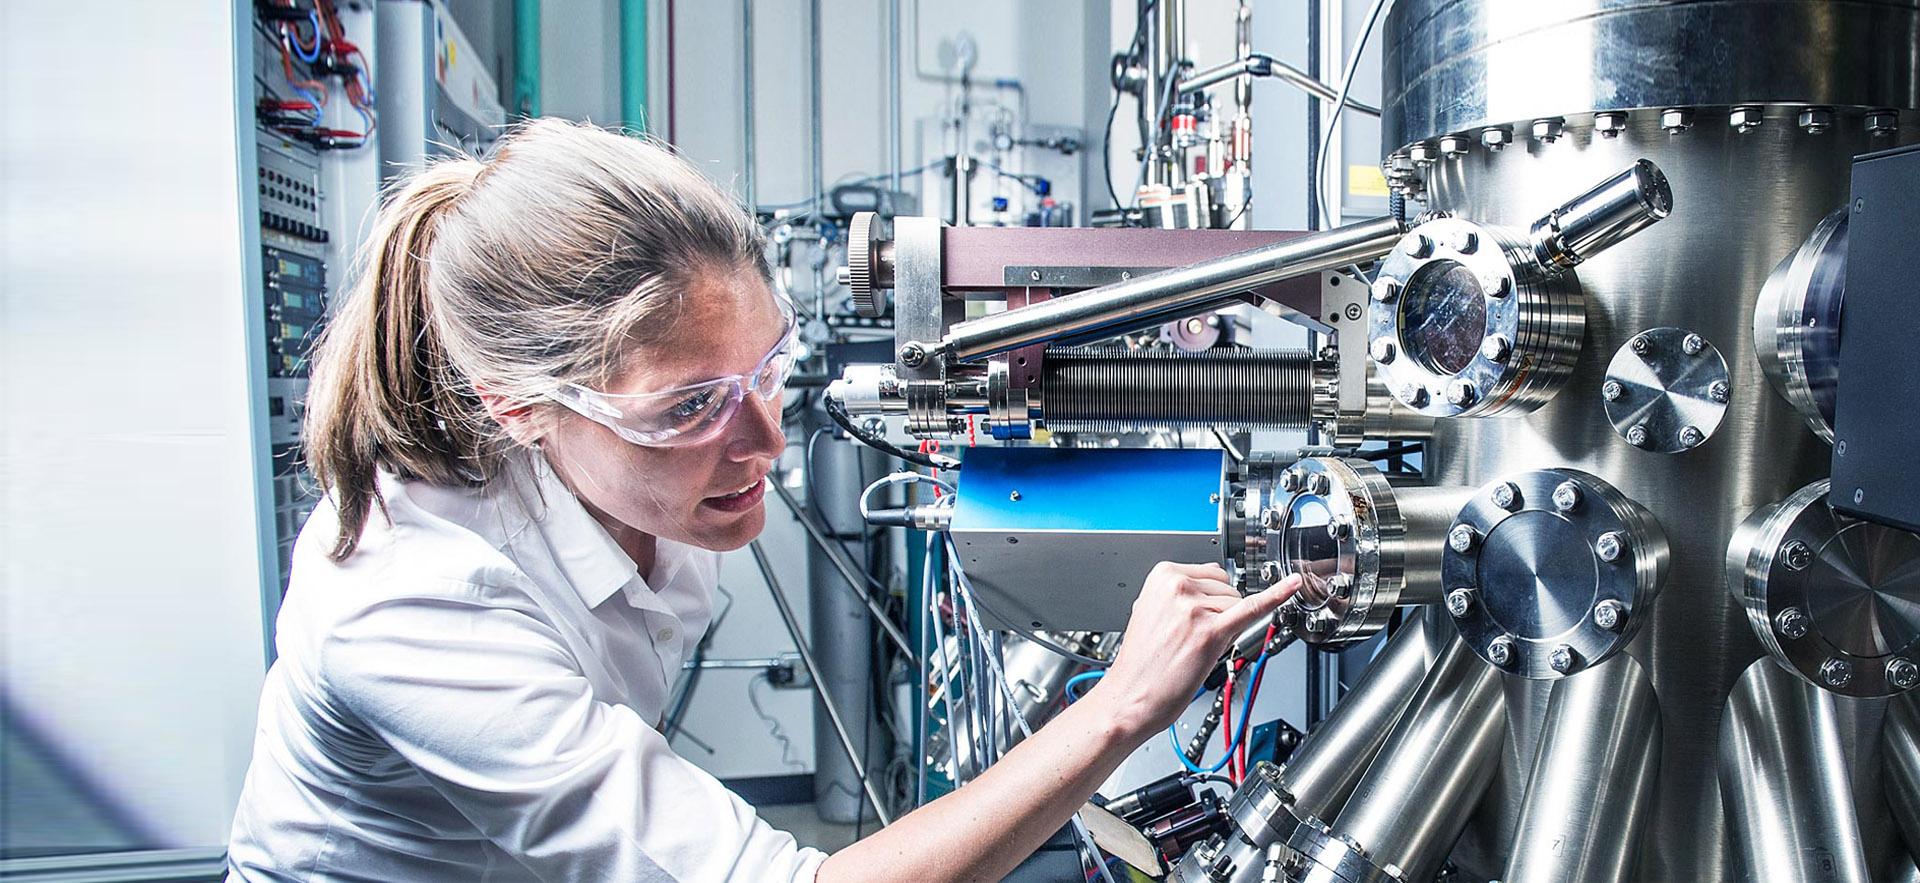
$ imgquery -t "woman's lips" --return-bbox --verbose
[702,478,767,513]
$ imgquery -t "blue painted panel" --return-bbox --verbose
[952,447,1224,533]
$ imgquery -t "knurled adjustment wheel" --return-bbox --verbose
[845,212,885,318]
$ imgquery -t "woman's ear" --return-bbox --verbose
[477,389,545,448]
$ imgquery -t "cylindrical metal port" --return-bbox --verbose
[1528,159,1673,271]
[1039,347,1315,434]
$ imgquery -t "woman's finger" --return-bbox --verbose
[1212,576,1302,638]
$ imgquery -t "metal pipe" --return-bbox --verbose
[1393,485,1474,606]
[512,0,541,117]
[768,479,916,661]
[1718,658,1870,883]
[1505,653,1662,883]
[1327,634,1506,882]
[886,0,902,192]
[1178,53,1382,118]
[739,0,755,210]
[1888,693,1920,864]
[619,0,648,132]
[748,540,893,826]
[1278,608,1440,815]
[1529,159,1673,272]
[935,214,1404,362]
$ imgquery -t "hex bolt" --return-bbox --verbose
[1259,560,1285,585]
[1709,380,1731,403]
[1889,657,1920,690]
[1531,117,1564,142]
[1261,507,1284,531]
[1405,233,1435,259]
[1438,134,1470,158]
[1308,472,1333,496]
[1327,516,1353,541]
[1661,108,1694,133]
[1452,230,1480,254]
[1487,635,1516,667]
[1798,107,1834,135]
[1683,333,1707,355]
[1279,469,1305,493]
[1602,379,1626,401]
[1370,338,1399,364]
[1630,335,1652,356]
[1372,278,1401,302]
[1404,385,1432,408]
[898,342,929,367]
[1596,531,1629,563]
[1729,105,1765,133]
[1820,657,1853,688]
[1782,540,1813,571]
[1626,424,1650,447]
[1409,142,1439,166]
[1595,112,1628,138]
[1549,644,1578,674]
[1328,574,1354,597]
[1446,587,1477,617]
[1866,110,1900,137]
[1593,599,1627,632]
[1487,276,1513,299]
[1446,380,1479,408]
[1008,490,1022,502]
[1480,335,1513,363]
[1680,425,1706,448]
[1491,482,1520,510]
[1448,523,1480,554]
[1480,127,1512,151]
[1552,480,1583,512]
[1775,607,1811,639]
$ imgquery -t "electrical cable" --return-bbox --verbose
[825,394,959,471]
[1102,0,1158,213]
[1167,651,1268,775]
[1064,670,1105,701]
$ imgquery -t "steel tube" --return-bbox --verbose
[1504,653,1662,883]
[1718,658,1870,883]
[1331,633,1507,882]
[1180,54,1382,118]
[768,479,916,661]
[938,214,1404,361]
[1528,159,1672,272]
[1391,485,1473,606]
[1885,692,1920,862]
[748,540,893,826]
[1278,608,1441,816]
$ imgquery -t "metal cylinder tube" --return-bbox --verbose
[937,215,1406,361]
[1887,692,1920,862]
[1504,653,1662,883]
[1528,159,1673,272]
[1040,347,1313,433]
[1393,484,1474,606]
[1718,658,1872,883]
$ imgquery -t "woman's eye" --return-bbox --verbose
[667,389,717,425]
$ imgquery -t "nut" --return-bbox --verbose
[1261,507,1284,531]
[1327,516,1353,540]
[1446,587,1477,617]
[1799,107,1834,135]
[1008,490,1022,502]
[1819,657,1853,688]
[1661,108,1694,133]
[898,342,929,367]
[1480,127,1511,150]
[1552,480,1583,512]
[1531,117,1565,142]
[1487,636,1516,666]
[1370,338,1398,364]
[1403,385,1431,408]
[1446,380,1479,408]
[1596,531,1628,562]
[1866,110,1900,137]
[1480,335,1512,363]
[1729,105,1764,133]
[1775,607,1810,639]
[1550,644,1578,673]
[1602,379,1625,401]
[1279,468,1305,493]
[1782,540,1813,570]
[1307,472,1332,496]
[1487,276,1513,298]
[1593,599,1626,632]
[1595,112,1628,138]
[1259,560,1285,585]
[1448,523,1479,554]
[1491,482,1520,510]
[1438,134,1470,157]
[1409,142,1439,166]
[1683,333,1707,355]
[1889,658,1920,690]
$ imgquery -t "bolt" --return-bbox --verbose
[1259,560,1285,585]
[1866,109,1900,137]
[1409,142,1439,166]
[1487,636,1516,666]
[1491,481,1520,510]
[1683,333,1707,355]
[1328,574,1354,597]
[1775,607,1811,639]
[1552,480,1583,512]
[1327,516,1353,541]
[1487,276,1513,298]
[1008,490,1022,502]
[1602,379,1626,401]
[1448,523,1480,554]
[1782,540,1813,570]
[1029,269,1043,282]
[1480,127,1512,150]
[1438,134,1470,158]
[1680,425,1706,448]
[1446,587,1477,617]
[1889,658,1920,690]
[1404,385,1431,408]
[1404,232,1435,258]
[861,416,887,437]
[1630,335,1652,356]
[1480,335,1513,363]
[1372,277,1401,302]
[1446,380,1479,408]
[1820,657,1853,688]
[1661,108,1694,133]
[1307,472,1333,496]
[1594,599,1627,632]
[1626,424,1650,447]
[1261,507,1284,531]
[1596,531,1629,562]
[1709,380,1731,403]
[1452,229,1480,254]
[1370,338,1399,364]
[1729,105,1765,133]
[1550,644,1578,673]
[1209,492,1221,505]
[1279,468,1306,493]
[1856,488,1867,505]
[1799,107,1834,135]
[898,342,929,367]
[1595,112,1628,138]
[1531,117,1565,142]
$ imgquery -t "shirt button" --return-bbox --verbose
[656,627,675,643]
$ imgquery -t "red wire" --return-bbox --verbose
[1238,626,1275,776]
[1221,663,1237,784]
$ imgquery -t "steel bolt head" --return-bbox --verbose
[1889,658,1920,690]
[1370,338,1399,364]
[1552,480,1583,512]
[1594,599,1627,632]
[1531,118,1564,142]
[1602,379,1626,401]
[1680,425,1706,448]
[1259,560,1285,585]
[1661,108,1694,133]
[1008,490,1022,502]
[1452,230,1480,254]
[1866,110,1900,136]
[1327,516,1353,540]
[1491,481,1520,510]
[1820,657,1853,687]
[1446,587,1476,617]
[1630,335,1652,355]
[1261,507,1284,531]
[1729,106,1764,133]
[1480,127,1511,150]
[1799,107,1834,134]
[1626,424,1650,447]
[1709,380,1731,403]
[1595,112,1628,138]
[1448,523,1479,554]
[1328,574,1354,597]
[1404,232,1435,258]
[1487,636,1516,666]
[1782,540,1814,571]
[898,342,929,367]
[1307,472,1333,496]
[1279,468,1306,493]
[1479,335,1512,364]
[1372,277,1401,302]
[1438,134,1470,157]
[1596,531,1628,562]
[1403,385,1431,408]
[1487,275,1513,299]
[1683,333,1707,355]
[1409,142,1439,166]
[1776,607,1811,639]
[1549,644,1578,673]
[1446,380,1479,408]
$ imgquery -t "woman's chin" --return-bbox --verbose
[691,501,767,552]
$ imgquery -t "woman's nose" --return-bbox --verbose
[726,391,787,461]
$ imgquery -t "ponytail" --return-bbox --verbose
[305,157,485,561]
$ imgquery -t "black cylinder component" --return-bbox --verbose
[1104,772,1199,826]
[1042,347,1315,433]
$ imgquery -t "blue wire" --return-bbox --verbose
[1064,670,1104,702]
[291,12,324,63]
[1167,652,1269,774]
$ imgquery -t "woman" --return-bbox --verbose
[226,119,1294,882]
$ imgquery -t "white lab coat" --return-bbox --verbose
[226,451,826,882]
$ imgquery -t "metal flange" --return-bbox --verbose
[1368,217,1585,418]
[1169,762,1316,883]
[1728,478,1920,698]
[1753,207,1848,443]
[1281,814,1406,883]
[1443,469,1669,679]
[1601,326,1731,453]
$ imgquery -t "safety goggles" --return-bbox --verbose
[547,307,799,448]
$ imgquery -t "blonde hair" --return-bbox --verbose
[305,118,768,561]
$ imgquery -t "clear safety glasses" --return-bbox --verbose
[547,307,800,448]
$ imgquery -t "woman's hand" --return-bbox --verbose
[1084,562,1299,739]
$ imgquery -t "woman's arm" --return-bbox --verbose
[818,562,1297,883]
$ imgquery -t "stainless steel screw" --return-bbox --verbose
[1661,108,1694,133]
[1487,276,1513,299]
[1682,333,1707,355]
[1404,385,1431,408]
[1782,540,1813,570]
[1372,277,1400,302]
[1448,524,1479,554]
[1709,380,1731,403]
[1602,380,1625,401]
[1593,599,1626,632]
[1626,424,1650,447]
[1820,657,1853,688]
[1327,517,1353,541]
[1452,230,1480,254]
[1029,269,1043,282]
[1729,105,1765,133]
[1446,380,1479,408]
[1008,490,1022,502]
[1630,335,1652,356]
[1531,118,1564,142]
[1596,531,1628,562]
[1308,472,1332,496]
[1595,112,1628,138]
[1446,587,1476,617]
[898,342,929,367]
[1328,574,1354,597]
[1259,561,1284,585]
[1550,644,1577,673]
[1799,107,1834,135]
[1261,507,1284,531]
[1409,142,1438,166]
[1889,658,1920,690]
[1866,110,1900,137]
[1491,481,1520,510]
[1405,233,1434,258]
[1552,480,1582,512]
[1480,127,1511,151]
[1480,335,1512,364]
[1680,426,1706,448]
[1776,607,1810,639]
[1370,338,1398,364]
[1487,636,1516,666]
[1438,135,1470,157]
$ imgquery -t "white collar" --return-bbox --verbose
[516,450,644,609]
